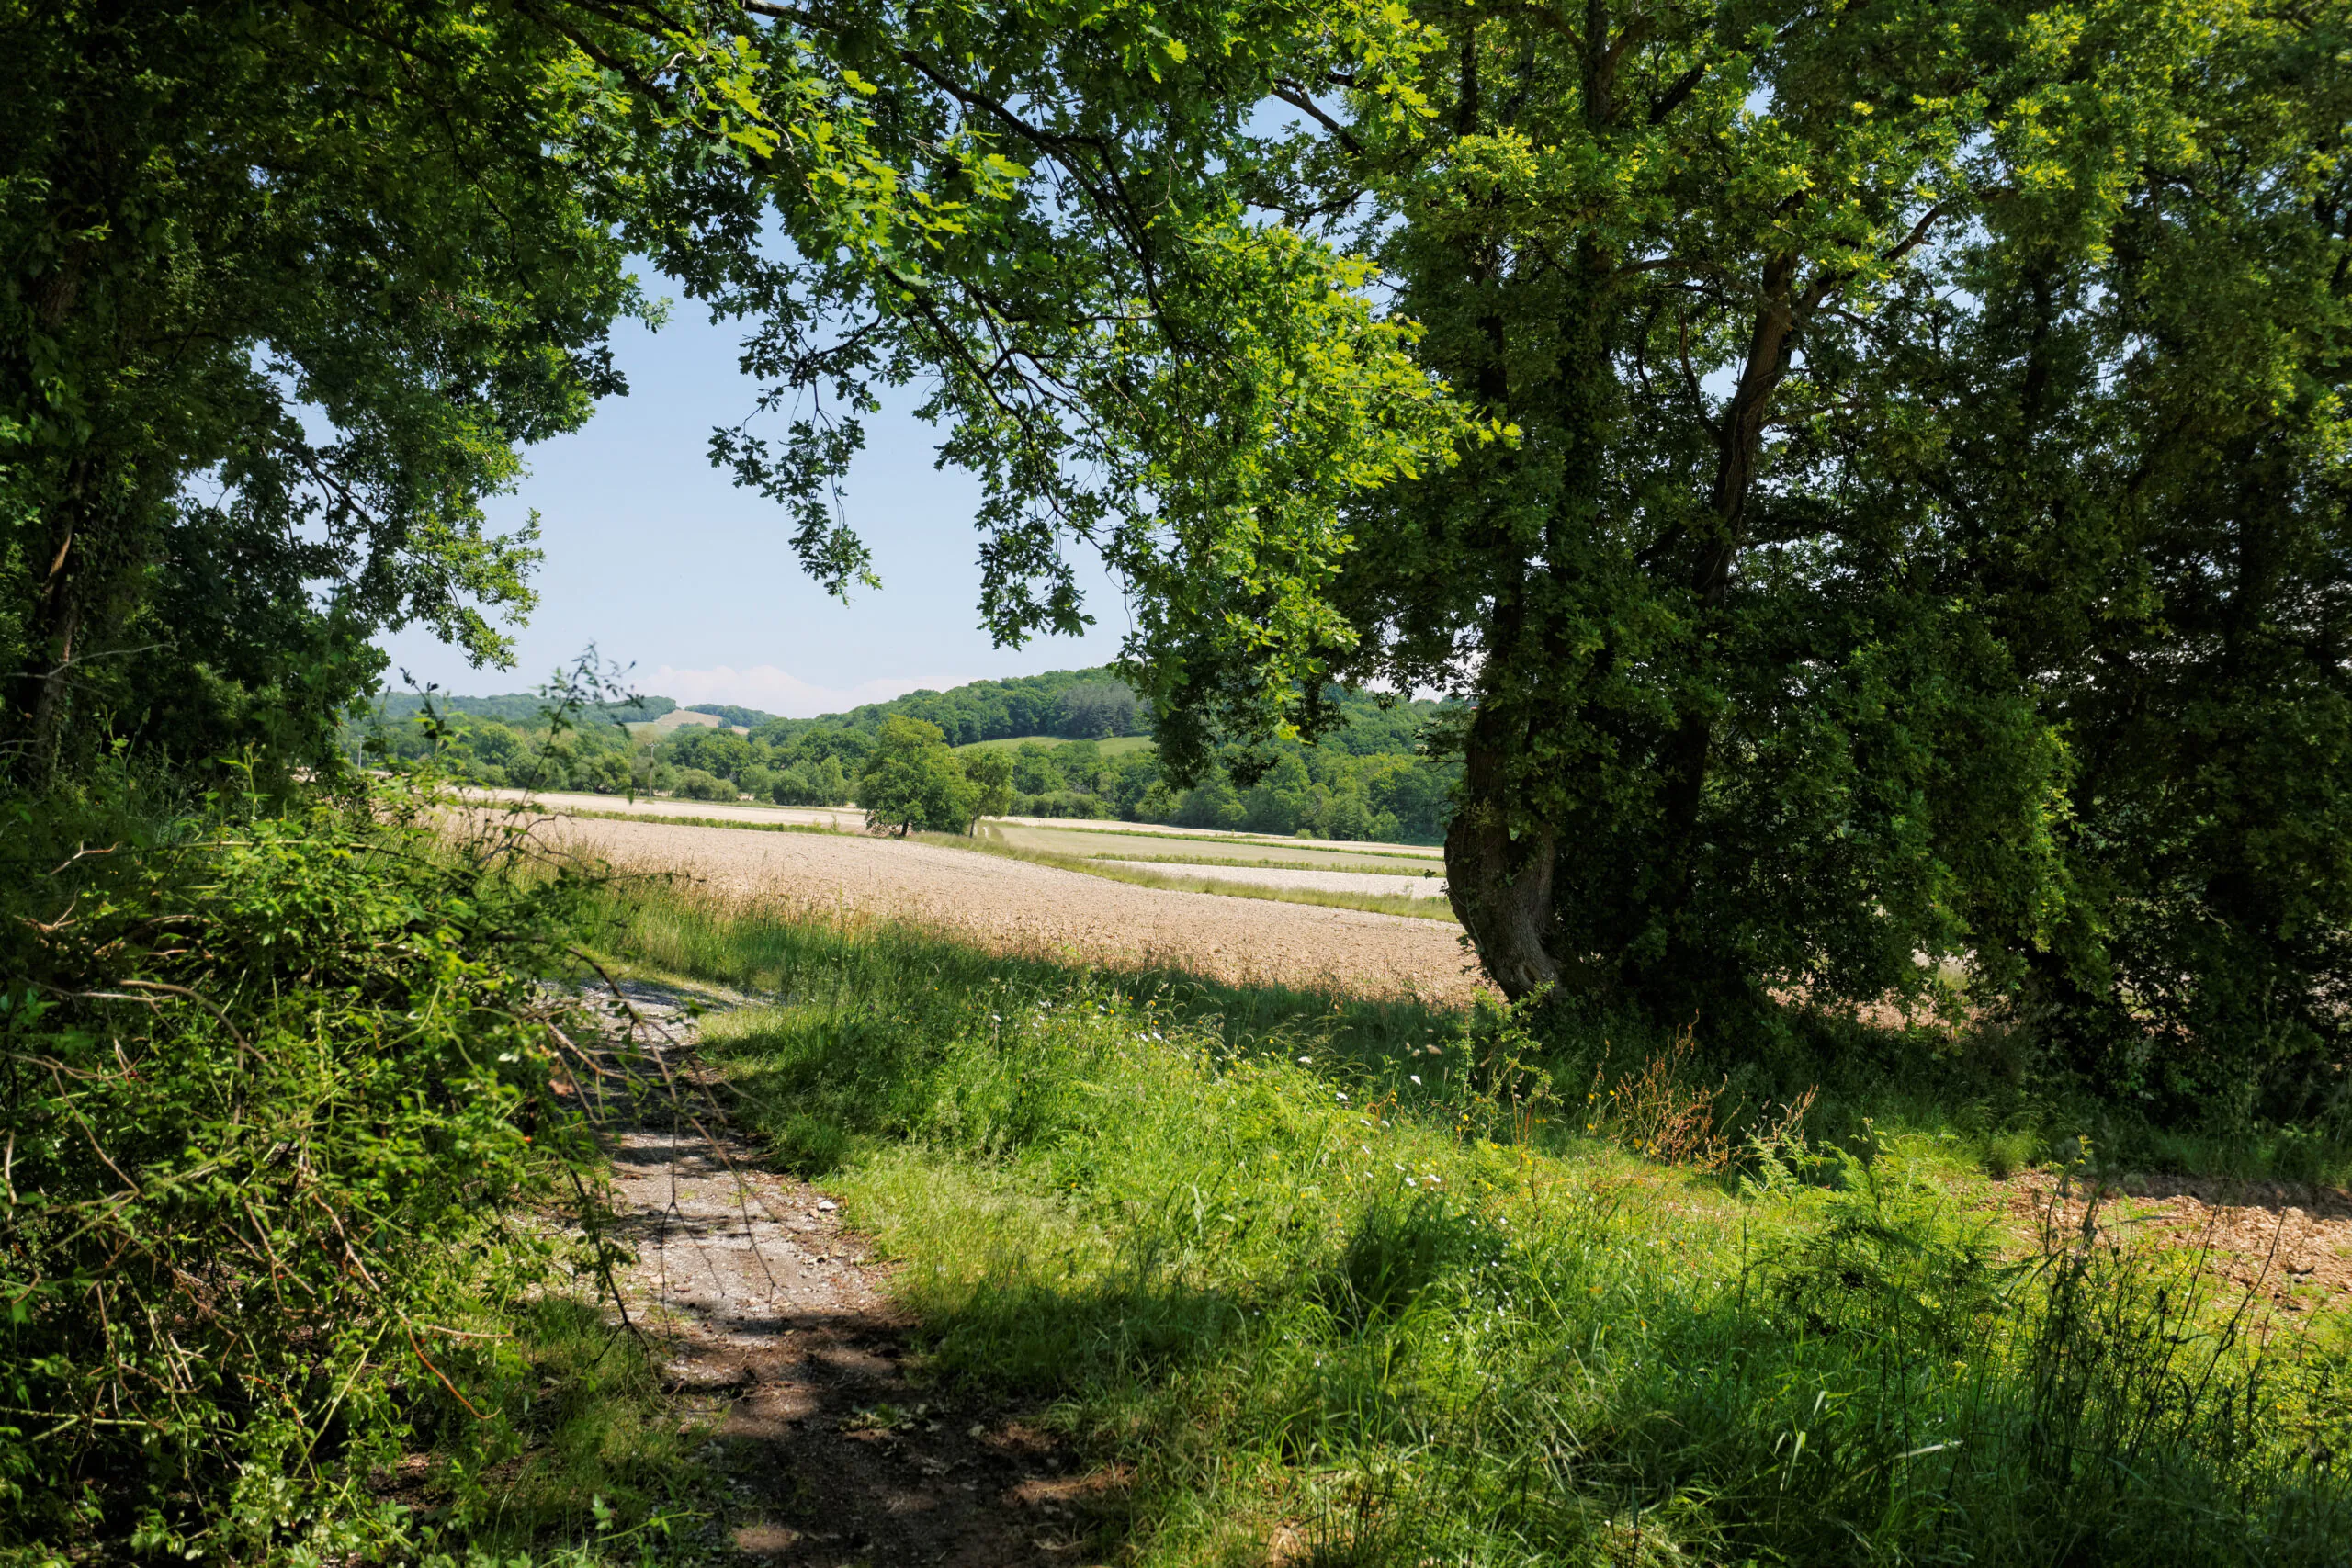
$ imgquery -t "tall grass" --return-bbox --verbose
[601,881,2352,1567]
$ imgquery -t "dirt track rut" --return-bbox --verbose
[584,983,1121,1566]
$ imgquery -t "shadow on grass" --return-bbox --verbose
[594,878,2352,1567]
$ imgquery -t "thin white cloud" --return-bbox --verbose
[647,663,962,719]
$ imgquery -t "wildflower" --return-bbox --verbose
[1409,1074,1422,1085]
[1297,1055,1312,1066]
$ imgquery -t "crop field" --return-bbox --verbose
[528,809,1476,999]
[978,819,1443,872]
[486,790,1456,915]
[476,786,866,831]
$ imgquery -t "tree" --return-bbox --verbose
[858,716,978,835]
[658,0,2346,1092]
[1010,742,1064,795]
[1244,753,1312,837]
[1058,681,1138,739]
[673,768,736,803]
[2,1,654,786]
[962,748,1015,822]
[665,728,752,782]
[1921,12,2352,1114]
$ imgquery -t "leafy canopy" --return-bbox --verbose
[657,0,2348,1104]
[0,1,663,784]
[858,714,984,833]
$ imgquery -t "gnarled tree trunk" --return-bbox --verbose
[1444,718,1559,1000]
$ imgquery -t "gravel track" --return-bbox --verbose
[534,813,1480,1004]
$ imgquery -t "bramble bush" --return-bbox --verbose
[0,773,615,1560]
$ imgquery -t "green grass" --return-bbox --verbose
[409,1294,710,1561]
[986,818,1443,859]
[1100,851,1448,876]
[595,881,2352,1567]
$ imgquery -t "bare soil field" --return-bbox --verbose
[532,812,1480,1002]
[2004,1170,2352,1312]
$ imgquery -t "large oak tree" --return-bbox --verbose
[661,0,2346,1102]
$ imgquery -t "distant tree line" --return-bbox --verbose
[361,692,673,726]
[750,668,1151,747]
[347,673,1457,841]
[1001,738,1453,843]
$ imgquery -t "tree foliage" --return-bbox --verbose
[0,1,662,786]
[10,0,2345,1113]
[650,0,2347,1111]
[857,714,982,833]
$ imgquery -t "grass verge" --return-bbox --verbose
[988,820,1444,861]
[1091,852,1446,876]
[599,880,2352,1567]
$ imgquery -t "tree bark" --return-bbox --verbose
[6,491,87,789]
[1444,718,1560,1000]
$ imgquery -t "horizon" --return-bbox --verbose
[369,299,1133,718]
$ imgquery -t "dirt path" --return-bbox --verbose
[536,812,1481,1004]
[582,982,1122,1565]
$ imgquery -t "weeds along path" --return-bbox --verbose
[536,812,1480,1004]
[582,981,1118,1565]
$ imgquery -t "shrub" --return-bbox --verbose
[772,756,853,807]
[0,783,601,1558]
[1012,790,1114,819]
[672,766,735,802]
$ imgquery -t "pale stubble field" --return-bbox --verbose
[521,807,1482,1003]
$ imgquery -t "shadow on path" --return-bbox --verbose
[581,984,1125,1566]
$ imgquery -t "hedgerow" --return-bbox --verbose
[0,777,614,1560]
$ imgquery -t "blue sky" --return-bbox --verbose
[373,300,1131,716]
